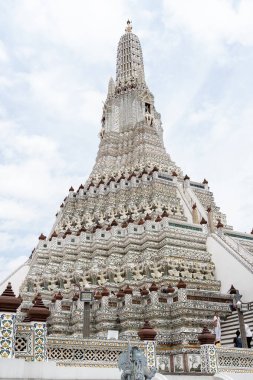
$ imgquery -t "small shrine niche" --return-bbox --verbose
[145,102,151,113]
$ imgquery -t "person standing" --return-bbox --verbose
[233,330,242,348]
[213,312,221,345]
[245,324,252,348]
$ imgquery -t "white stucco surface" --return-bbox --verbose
[0,358,121,380]
[1,359,252,380]
[207,236,253,302]
[161,375,213,380]
[0,260,30,295]
[214,373,253,380]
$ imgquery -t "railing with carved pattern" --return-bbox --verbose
[216,347,253,373]
[14,323,34,359]
[46,337,146,367]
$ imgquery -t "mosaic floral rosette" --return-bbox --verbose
[33,322,47,361]
[0,313,16,359]
[145,341,156,368]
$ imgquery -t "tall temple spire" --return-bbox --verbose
[91,21,178,178]
[18,23,235,351]
[116,20,145,84]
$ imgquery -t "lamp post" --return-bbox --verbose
[229,285,247,348]
[80,288,93,338]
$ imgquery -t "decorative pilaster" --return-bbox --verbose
[198,326,217,373]
[140,287,149,306]
[93,291,102,311]
[177,279,187,302]
[116,289,125,308]
[149,283,159,304]
[28,293,50,361]
[145,341,156,369]
[0,313,17,358]
[138,321,157,369]
[167,284,175,305]
[54,291,63,312]
[101,287,110,311]
[0,283,22,359]
[200,345,217,374]
[123,285,133,309]
[32,321,48,361]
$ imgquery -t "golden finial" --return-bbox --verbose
[125,19,132,33]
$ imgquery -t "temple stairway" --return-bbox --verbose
[221,308,253,347]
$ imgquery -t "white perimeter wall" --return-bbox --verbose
[0,359,217,380]
[0,359,252,380]
[207,236,253,302]
[0,358,121,380]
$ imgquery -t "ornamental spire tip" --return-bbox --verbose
[125,19,132,33]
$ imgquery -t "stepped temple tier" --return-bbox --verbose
[2,21,253,376]
[17,21,251,341]
[18,20,232,341]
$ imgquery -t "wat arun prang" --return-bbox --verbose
[19,21,234,346]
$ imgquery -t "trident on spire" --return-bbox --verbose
[125,19,132,33]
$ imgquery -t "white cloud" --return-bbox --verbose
[0,113,83,266]
[163,0,253,48]
[11,0,128,62]
[23,67,105,124]
[0,120,61,162]
[0,232,35,254]
[0,40,8,62]
[164,91,253,232]
[0,200,35,223]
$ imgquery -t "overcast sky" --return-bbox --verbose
[0,0,253,280]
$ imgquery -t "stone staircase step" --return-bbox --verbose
[221,307,253,346]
